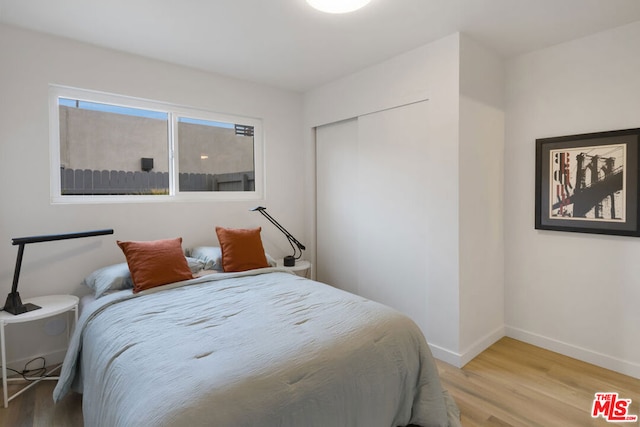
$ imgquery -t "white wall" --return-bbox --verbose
[0,24,304,368]
[458,35,505,364]
[305,34,462,361]
[306,33,505,366]
[308,21,640,378]
[505,21,640,378]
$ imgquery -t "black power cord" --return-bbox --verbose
[3,356,49,381]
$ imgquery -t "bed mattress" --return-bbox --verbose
[55,268,459,427]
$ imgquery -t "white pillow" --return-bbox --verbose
[188,246,276,271]
[83,262,133,299]
[188,246,223,270]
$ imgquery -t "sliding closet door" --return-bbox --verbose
[316,118,359,295]
[316,101,430,328]
[355,101,430,321]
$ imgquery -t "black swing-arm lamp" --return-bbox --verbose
[4,229,114,315]
[251,207,305,266]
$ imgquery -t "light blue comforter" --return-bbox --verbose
[54,269,459,427]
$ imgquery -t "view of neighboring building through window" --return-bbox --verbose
[177,117,255,192]
[51,86,261,202]
[59,98,170,195]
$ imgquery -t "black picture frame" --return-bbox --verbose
[535,128,640,237]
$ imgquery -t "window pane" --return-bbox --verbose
[51,86,264,202]
[59,98,169,195]
[177,117,255,192]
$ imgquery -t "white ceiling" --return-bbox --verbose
[2,0,640,92]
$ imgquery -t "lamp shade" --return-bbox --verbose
[306,0,371,14]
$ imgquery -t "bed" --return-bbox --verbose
[54,262,459,426]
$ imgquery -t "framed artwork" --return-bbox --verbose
[535,128,640,236]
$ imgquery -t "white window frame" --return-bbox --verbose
[49,85,264,204]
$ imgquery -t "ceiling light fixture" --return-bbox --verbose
[306,0,371,14]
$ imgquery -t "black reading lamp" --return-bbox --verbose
[251,207,305,266]
[4,229,114,315]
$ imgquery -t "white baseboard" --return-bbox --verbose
[429,325,505,368]
[506,326,640,379]
[459,326,505,366]
[429,325,640,380]
[429,343,462,367]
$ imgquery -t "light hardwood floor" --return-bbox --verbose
[1,337,638,426]
[436,337,640,426]
[0,378,82,426]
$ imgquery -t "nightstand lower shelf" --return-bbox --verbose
[0,295,79,408]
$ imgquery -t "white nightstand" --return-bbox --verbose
[276,259,312,278]
[0,294,79,407]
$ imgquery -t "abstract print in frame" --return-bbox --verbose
[535,128,640,237]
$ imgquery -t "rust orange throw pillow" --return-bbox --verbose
[117,237,193,293]
[215,227,269,272]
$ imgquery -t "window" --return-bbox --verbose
[50,86,263,203]
[176,117,255,192]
